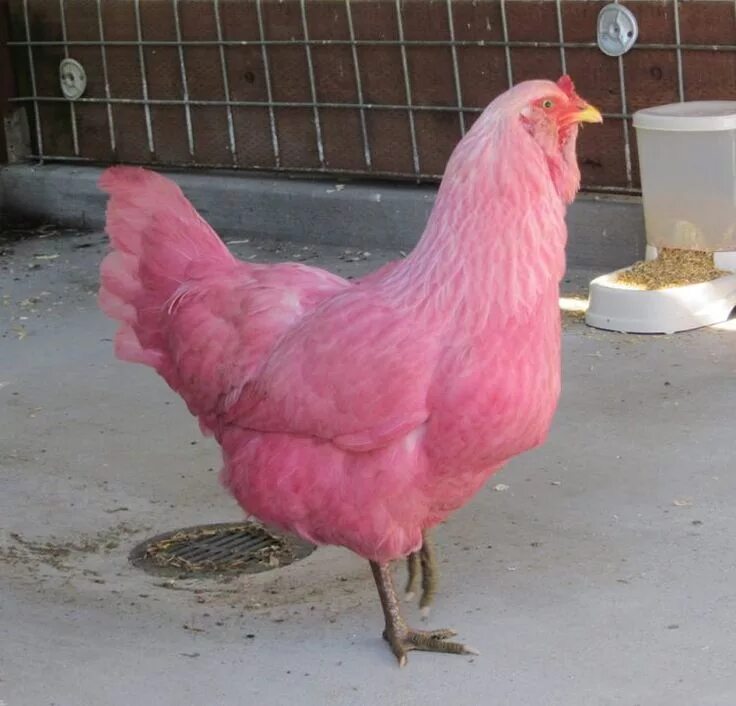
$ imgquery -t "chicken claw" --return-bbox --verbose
[404,531,438,616]
[371,561,477,666]
[383,624,477,667]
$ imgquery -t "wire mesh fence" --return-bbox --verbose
[4,0,736,192]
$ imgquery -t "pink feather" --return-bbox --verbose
[99,79,581,563]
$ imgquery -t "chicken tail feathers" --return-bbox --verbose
[98,166,234,370]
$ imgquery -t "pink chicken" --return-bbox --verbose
[99,76,601,665]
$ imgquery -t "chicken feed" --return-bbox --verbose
[615,248,726,290]
[616,248,728,290]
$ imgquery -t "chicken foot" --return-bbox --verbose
[370,560,477,667]
[404,531,437,615]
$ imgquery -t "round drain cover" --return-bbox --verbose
[130,522,315,577]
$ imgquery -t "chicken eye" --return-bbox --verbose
[542,99,554,109]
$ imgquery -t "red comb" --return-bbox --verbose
[556,75,576,97]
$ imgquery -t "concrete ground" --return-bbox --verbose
[1,227,735,706]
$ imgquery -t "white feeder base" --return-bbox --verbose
[586,268,736,334]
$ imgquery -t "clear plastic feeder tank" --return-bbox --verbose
[633,101,736,251]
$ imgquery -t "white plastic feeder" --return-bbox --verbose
[586,101,736,333]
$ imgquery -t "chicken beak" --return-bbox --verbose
[575,103,603,124]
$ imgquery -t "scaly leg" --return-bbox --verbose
[370,560,477,667]
[405,531,438,615]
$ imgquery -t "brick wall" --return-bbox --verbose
[5,0,736,191]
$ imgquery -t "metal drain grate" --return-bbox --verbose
[129,522,315,577]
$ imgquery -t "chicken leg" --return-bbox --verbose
[370,561,477,666]
[404,531,437,615]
